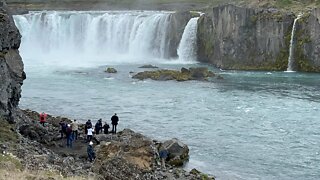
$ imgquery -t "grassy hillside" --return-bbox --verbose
[6,0,320,11]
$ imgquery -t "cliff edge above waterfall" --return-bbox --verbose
[197,4,320,72]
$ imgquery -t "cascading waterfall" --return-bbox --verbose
[13,11,174,66]
[177,17,199,62]
[287,14,302,72]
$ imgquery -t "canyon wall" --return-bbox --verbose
[0,1,25,122]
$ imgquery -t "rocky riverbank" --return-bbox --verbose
[1,109,215,180]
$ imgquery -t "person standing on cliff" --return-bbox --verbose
[71,119,78,140]
[95,119,103,134]
[85,119,92,135]
[39,112,47,127]
[87,126,94,142]
[111,113,119,134]
[66,124,73,148]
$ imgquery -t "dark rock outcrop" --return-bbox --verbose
[167,11,194,58]
[161,138,189,167]
[139,64,159,69]
[197,4,294,71]
[105,67,117,73]
[292,9,320,72]
[0,1,25,122]
[132,67,220,81]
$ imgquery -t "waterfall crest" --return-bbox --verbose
[177,17,199,62]
[287,14,302,72]
[14,11,175,66]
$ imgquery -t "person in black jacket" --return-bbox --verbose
[95,119,103,134]
[87,141,95,162]
[103,122,110,134]
[85,119,92,135]
[111,113,119,134]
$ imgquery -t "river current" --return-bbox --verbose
[15,11,320,180]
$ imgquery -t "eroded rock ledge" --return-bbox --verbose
[132,67,223,81]
[0,110,214,180]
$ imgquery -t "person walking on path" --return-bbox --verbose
[111,113,119,134]
[87,126,94,142]
[39,112,47,127]
[103,122,110,134]
[71,119,78,140]
[66,124,73,148]
[95,119,103,134]
[87,141,96,162]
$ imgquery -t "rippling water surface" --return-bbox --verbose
[19,59,320,180]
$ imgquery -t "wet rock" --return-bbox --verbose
[161,138,189,167]
[105,67,117,73]
[139,64,159,68]
[132,67,218,82]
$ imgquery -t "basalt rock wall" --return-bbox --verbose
[197,5,295,70]
[0,1,25,122]
[293,9,320,72]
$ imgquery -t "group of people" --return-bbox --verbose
[39,112,169,168]
[39,112,120,162]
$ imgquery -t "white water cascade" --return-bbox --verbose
[287,14,302,72]
[13,11,175,66]
[177,17,199,62]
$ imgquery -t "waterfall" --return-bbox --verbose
[13,11,173,66]
[177,17,199,62]
[287,14,302,72]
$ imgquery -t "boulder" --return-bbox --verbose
[139,64,159,68]
[105,67,117,73]
[161,138,189,167]
[93,129,158,179]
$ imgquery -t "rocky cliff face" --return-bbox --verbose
[197,5,294,70]
[0,1,25,122]
[167,11,193,58]
[293,9,320,72]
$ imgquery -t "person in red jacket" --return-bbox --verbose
[39,112,47,127]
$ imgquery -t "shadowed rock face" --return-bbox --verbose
[197,4,294,70]
[293,9,320,72]
[0,1,25,122]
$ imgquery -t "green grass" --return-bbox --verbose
[0,117,18,143]
[0,154,23,170]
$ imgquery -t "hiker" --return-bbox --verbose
[39,112,47,127]
[111,113,119,134]
[59,120,67,138]
[87,141,95,162]
[87,126,94,142]
[85,119,92,135]
[95,119,103,134]
[71,119,78,140]
[66,124,73,148]
[159,147,169,170]
[103,122,110,134]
